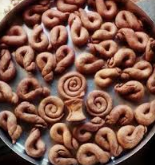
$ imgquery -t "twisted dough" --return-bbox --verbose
[0,25,27,47]
[121,60,152,81]
[38,96,64,124]
[68,13,89,46]
[17,77,50,101]
[15,46,36,72]
[42,9,69,29]
[73,117,105,142]
[107,47,136,68]
[135,100,155,126]
[0,81,18,104]
[29,25,49,52]
[106,105,134,125]
[88,40,118,59]
[116,28,149,52]
[115,10,143,30]
[147,67,155,94]
[25,128,46,158]
[115,81,145,102]
[95,127,123,157]
[95,68,121,88]
[75,53,104,74]
[86,90,113,117]
[0,111,22,144]
[49,25,68,49]
[117,125,147,149]
[55,45,75,74]
[77,143,110,165]
[145,38,155,62]
[36,52,56,82]
[91,22,117,43]
[50,123,79,150]
[49,144,77,165]
[15,102,47,128]
[58,71,87,100]
[0,49,16,82]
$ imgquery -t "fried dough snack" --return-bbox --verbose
[38,96,64,124]
[0,111,22,144]
[25,128,46,158]
[50,123,79,150]
[147,67,155,94]
[36,52,56,82]
[0,49,16,82]
[145,38,155,62]
[15,46,36,72]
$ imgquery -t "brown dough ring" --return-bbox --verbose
[36,52,56,82]
[117,125,147,149]
[68,13,89,46]
[17,77,50,101]
[91,22,117,43]
[29,25,49,52]
[58,71,87,100]
[95,68,121,88]
[25,128,46,158]
[75,53,105,74]
[50,123,79,150]
[145,38,155,62]
[55,45,75,74]
[49,25,68,49]
[86,90,113,117]
[106,105,134,125]
[0,25,27,47]
[88,40,118,59]
[48,144,77,165]
[116,28,149,52]
[42,9,69,29]
[115,10,143,31]
[38,96,64,124]
[0,111,22,144]
[77,143,110,165]
[95,127,123,157]
[121,60,152,81]
[0,81,18,104]
[0,49,16,82]
[73,117,105,143]
[115,81,145,102]
[135,100,155,126]
[14,101,47,128]
[107,47,136,68]
[15,46,36,72]
[147,66,155,94]
[23,0,51,27]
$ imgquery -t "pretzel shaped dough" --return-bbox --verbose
[147,67,155,94]
[145,38,155,62]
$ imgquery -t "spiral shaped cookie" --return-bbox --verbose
[49,144,77,165]
[58,71,87,100]
[36,52,56,82]
[15,102,47,128]
[106,105,134,125]
[15,46,36,72]
[0,49,16,82]
[86,90,113,117]
[77,143,110,165]
[75,53,105,74]
[95,68,121,88]
[145,38,155,62]
[147,67,155,94]
[50,123,79,150]
[38,96,64,124]
[17,77,50,101]
[73,117,105,142]
[115,81,145,102]
[55,45,75,74]
[135,100,155,126]
[25,128,46,158]
[0,111,22,144]
[29,25,49,52]
[0,81,18,104]
[95,127,123,157]
[117,125,147,149]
